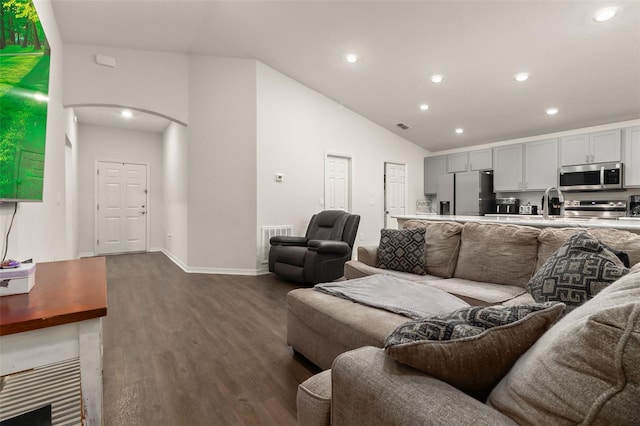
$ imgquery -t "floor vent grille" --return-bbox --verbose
[261,225,293,264]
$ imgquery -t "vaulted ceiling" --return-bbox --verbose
[52,1,640,152]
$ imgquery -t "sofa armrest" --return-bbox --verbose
[270,235,307,246]
[331,347,516,426]
[307,240,351,255]
[356,245,378,266]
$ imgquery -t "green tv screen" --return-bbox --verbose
[0,0,50,202]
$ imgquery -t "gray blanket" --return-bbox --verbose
[314,275,470,320]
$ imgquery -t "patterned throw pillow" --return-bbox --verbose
[376,228,426,275]
[384,303,565,396]
[526,232,629,314]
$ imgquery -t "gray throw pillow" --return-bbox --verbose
[376,228,426,275]
[526,232,629,314]
[384,303,565,396]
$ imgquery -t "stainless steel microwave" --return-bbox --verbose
[559,162,623,191]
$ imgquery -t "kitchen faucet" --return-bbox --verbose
[543,186,564,219]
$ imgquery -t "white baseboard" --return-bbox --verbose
[159,249,263,275]
[78,251,95,258]
[160,249,189,273]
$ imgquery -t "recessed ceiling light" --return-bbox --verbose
[431,74,443,83]
[514,72,530,82]
[546,107,559,115]
[345,53,358,64]
[593,6,618,22]
[121,110,133,119]
[455,128,464,134]
[419,104,429,111]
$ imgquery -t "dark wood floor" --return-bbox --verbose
[103,252,319,425]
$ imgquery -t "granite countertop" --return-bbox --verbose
[393,214,640,232]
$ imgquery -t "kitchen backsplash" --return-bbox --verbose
[422,188,640,214]
[497,188,640,210]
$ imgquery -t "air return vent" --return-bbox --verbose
[261,225,293,264]
[395,122,410,130]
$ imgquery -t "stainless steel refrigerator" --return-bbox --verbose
[436,171,495,216]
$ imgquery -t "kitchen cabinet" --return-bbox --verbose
[494,139,558,192]
[493,144,522,191]
[446,149,492,173]
[561,129,621,166]
[624,126,640,187]
[524,138,558,190]
[424,155,446,194]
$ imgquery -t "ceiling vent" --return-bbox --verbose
[395,122,410,130]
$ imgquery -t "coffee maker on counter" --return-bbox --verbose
[629,195,640,217]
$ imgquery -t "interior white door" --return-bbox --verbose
[97,161,147,254]
[325,155,350,211]
[385,163,406,229]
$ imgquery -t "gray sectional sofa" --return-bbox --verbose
[287,220,640,425]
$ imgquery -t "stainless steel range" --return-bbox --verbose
[563,199,627,220]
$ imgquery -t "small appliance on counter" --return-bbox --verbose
[496,198,520,214]
[541,196,562,216]
[519,203,538,215]
[629,195,640,217]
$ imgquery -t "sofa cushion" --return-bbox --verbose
[403,220,464,278]
[536,227,640,271]
[454,222,541,287]
[297,370,332,426]
[384,302,565,397]
[344,260,444,282]
[376,228,426,275]
[423,278,527,305]
[488,267,640,425]
[527,232,629,314]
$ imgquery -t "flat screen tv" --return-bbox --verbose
[0,0,50,202]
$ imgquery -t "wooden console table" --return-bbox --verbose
[0,257,107,425]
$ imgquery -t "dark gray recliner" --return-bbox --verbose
[268,210,360,285]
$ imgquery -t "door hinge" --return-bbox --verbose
[97,169,99,175]
[97,239,99,245]
[97,204,99,210]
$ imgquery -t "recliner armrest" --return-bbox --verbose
[307,240,351,255]
[270,236,307,246]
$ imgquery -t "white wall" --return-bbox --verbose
[187,56,258,272]
[76,124,164,255]
[63,44,189,125]
[64,107,79,258]
[0,1,72,263]
[256,62,429,269]
[162,122,189,268]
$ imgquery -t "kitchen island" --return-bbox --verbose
[393,214,640,234]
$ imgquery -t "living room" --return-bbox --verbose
[0,1,639,425]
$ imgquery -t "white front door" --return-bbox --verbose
[325,155,350,211]
[385,162,406,229]
[96,161,147,254]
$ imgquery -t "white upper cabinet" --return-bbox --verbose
[446,149,492,173]
[493,144,523,191]
[561,129,621,166]
[624,126,640,187]
[469,149,493,171]
[446,152,468,173]
[494,140,557,192]
[424,156,447,194]
[524,139,558,190]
